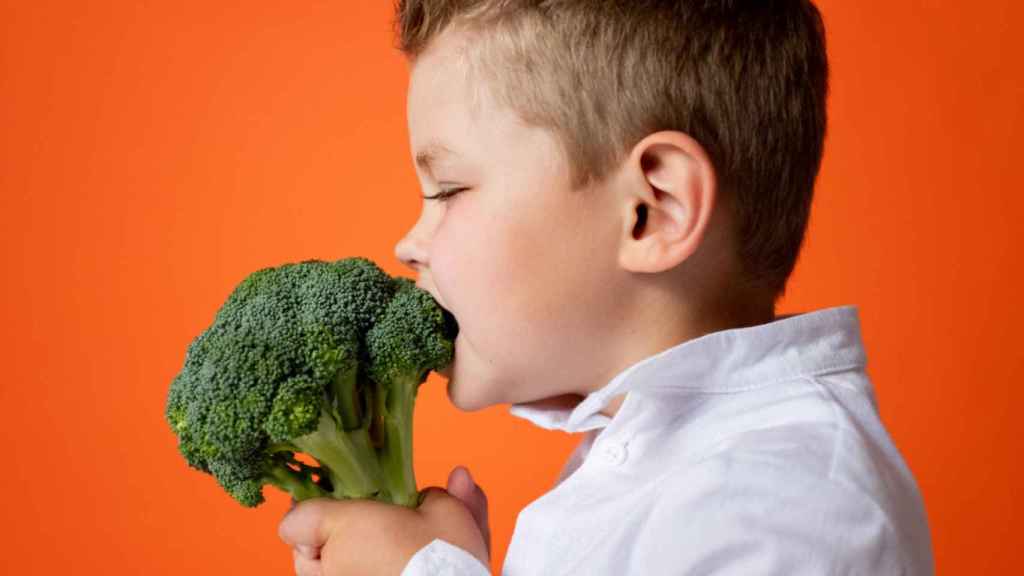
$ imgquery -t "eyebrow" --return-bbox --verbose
[415,141,459,173]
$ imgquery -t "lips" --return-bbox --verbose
[440,305,459,341]
[417,279,458,376]
[437,307,458,378]
[416,280,458,340]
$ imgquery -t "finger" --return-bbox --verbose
[418,488,491,565]
[446,467,491,553]
[295,544,321,560]
[447,467,488,519]
[446,466,472,499]
[417,486,451,507]
[292,549,323,576]
[279,498,333,549]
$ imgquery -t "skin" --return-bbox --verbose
[280,25,776,575]
[280,467,490,576]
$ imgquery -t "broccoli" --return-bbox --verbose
[165,257,458,509]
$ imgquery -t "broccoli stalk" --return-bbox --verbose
[263,451,329,501]
[289,410,382,500]
[165,258,457,509]
[372,369,423,507]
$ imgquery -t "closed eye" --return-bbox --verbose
[422,187,469,202]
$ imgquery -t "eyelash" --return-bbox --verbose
[423,187,468,202]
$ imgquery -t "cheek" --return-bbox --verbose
[430,206,510,327]
[431,200,592,365]
[429,204,542,362]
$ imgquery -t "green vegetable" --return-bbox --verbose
[165,257,458,508]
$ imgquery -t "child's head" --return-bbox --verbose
[391,0,829,412]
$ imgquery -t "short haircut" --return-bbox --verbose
[393,0,830,302]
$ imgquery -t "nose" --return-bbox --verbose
[394,215,430,274]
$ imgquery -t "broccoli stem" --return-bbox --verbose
[376,372,423,508]
[332,363,362,431]
[264,461,328,502]
[292,409,386,500]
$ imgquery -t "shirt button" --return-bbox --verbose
[600,441,628,466]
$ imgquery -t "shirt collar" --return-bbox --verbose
[508,305,867,433]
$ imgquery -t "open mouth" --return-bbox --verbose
[440,306,459,342]
[436,306,458,378]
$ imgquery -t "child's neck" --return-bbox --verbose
[596,294,777,419]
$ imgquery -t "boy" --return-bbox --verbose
[278,1,934,574]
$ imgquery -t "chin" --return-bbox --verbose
[445,376,493,412]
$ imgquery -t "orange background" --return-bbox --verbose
[2,2,1021,574]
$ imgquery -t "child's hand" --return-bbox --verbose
[279,466,491,576]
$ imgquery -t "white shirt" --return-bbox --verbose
[401,305,934,575]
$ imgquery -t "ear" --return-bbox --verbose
[617,131,717,274]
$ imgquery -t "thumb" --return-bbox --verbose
[447,466,491,556]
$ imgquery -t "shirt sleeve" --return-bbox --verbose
[400,538,491,576]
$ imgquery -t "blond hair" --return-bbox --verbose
[393,0,829,301]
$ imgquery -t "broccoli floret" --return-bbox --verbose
[165,257,457,508]
[365,277,459,506]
